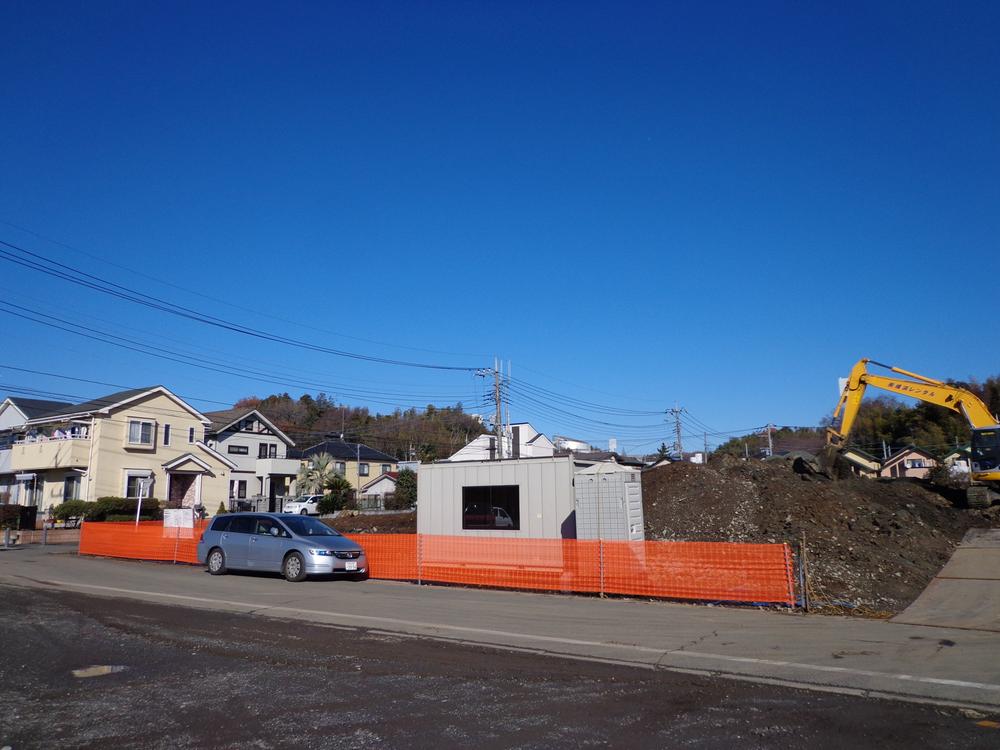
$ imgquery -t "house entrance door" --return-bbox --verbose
[168,473,197,508]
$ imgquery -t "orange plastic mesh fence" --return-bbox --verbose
[81,524,795,605]
[79,520,210,564]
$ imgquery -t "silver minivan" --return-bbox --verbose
[197,512,367,582]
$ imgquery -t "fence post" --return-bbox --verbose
[417,534,423,586]
[599,538,605,598]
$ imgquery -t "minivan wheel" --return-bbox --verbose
[283,552,307,582]
[207,548,227,575]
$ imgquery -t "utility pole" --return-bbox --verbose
[667,407,684,459]
[703,432,708,462]
[766,424,775,458]
[494,357,503,461]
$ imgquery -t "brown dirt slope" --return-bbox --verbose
[642,456,999,613]
[323,511,416,534]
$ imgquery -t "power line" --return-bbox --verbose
[0,237,482,371]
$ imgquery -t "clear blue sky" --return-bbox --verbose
[1,1,998,453]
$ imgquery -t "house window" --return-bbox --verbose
[462,485,520,530]
[63,475,81,501]
[336,462,346,475]
[127,420,154,446]
[237,480,247,499]
[229,480,235,499]
[229,445,249,455]
[163,424,171,446]
[259,443,268,459]
[269,444,277,458]
[358,463,370,477]
[125,473,152,499]
[381,464,391,474]
[188,427,195,444]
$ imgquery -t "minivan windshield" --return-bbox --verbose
[282,516,341,537]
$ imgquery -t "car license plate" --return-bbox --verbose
[345,561,358,571]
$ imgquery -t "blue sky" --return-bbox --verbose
[1,1,998,453]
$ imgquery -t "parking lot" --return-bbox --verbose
[1,545,999,748]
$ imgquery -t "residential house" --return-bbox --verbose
[294,438,398,491]
[0,387,236,513]
[880,445,938,479]
[1,397,74,503]
[446,422,555,461]
[203,408,299,511]
[940,445,971,477]
[840,447,882,479]
[360,471,398,499]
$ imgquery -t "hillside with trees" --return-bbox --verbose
[233,393,485,461]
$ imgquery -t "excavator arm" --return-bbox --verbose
[827,358,998,446]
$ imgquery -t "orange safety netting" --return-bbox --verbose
[80,524,795,605]
[79,520,209,564]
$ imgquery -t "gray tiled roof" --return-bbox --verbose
[4,397,75,420]
[293,438,397,463]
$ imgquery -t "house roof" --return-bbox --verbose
[1,397,75,421]
[202,408,295,446]
[361,471,399,491]
[883,444,938,466]
[23,386,210,425]
[293,438,397,463]
[842,447,883,463]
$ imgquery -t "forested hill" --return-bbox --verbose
[232,393,486,461]
[715,375,1000,459]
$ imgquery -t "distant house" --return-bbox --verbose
[446,422,555,461]
[293,438,398,491]
[940,445,971,476]
[840,447,882,479]
[880,445,938,479]
[361,471,398,498]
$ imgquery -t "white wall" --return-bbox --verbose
[417,456,577,538]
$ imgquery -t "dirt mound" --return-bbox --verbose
[642,456,999,612]
[323,511,416,534]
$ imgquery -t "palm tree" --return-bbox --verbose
[296,452,338,494]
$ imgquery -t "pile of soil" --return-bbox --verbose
[323,511,416,535]
[642,456,999,613]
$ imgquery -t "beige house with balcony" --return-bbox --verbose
[0,387,235,513]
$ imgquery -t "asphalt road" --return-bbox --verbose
[2,584,999,749]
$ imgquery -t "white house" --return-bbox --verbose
[446,422,555,462]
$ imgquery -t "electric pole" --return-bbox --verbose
[494,357,503,460]
[668,407,684,459]
[765,423,775,457]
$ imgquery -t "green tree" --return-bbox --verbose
[296,452,338,494]
[656,442,670,459]
[393,468,417,509]
[318,474,353,514]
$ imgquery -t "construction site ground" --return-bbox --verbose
[642,457,1000,613]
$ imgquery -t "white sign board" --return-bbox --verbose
[163,508,194,528]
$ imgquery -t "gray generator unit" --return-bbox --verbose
[573,463,644,541]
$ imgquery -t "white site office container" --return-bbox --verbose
[573,463,645,541]
[417,455,578,539]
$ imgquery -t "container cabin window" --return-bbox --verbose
[462,485,520,530]
[128,420,154,446]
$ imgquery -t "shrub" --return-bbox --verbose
[52,500,91,520]
[105,514,159,522]
[317,492,345,515]
[394,469,417,508]
[88,497,162,522]
[216,502,228,515]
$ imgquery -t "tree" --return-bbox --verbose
[393,468,417,509]
[656,442,670,460]
[318,474,353,514]
[296,452,338,494]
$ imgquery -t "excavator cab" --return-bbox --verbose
[971,428,1000,473]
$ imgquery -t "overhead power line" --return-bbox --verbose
[0,237,482,371]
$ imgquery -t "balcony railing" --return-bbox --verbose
[11,436,91,471]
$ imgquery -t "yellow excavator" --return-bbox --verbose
[826,358,1000,508]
